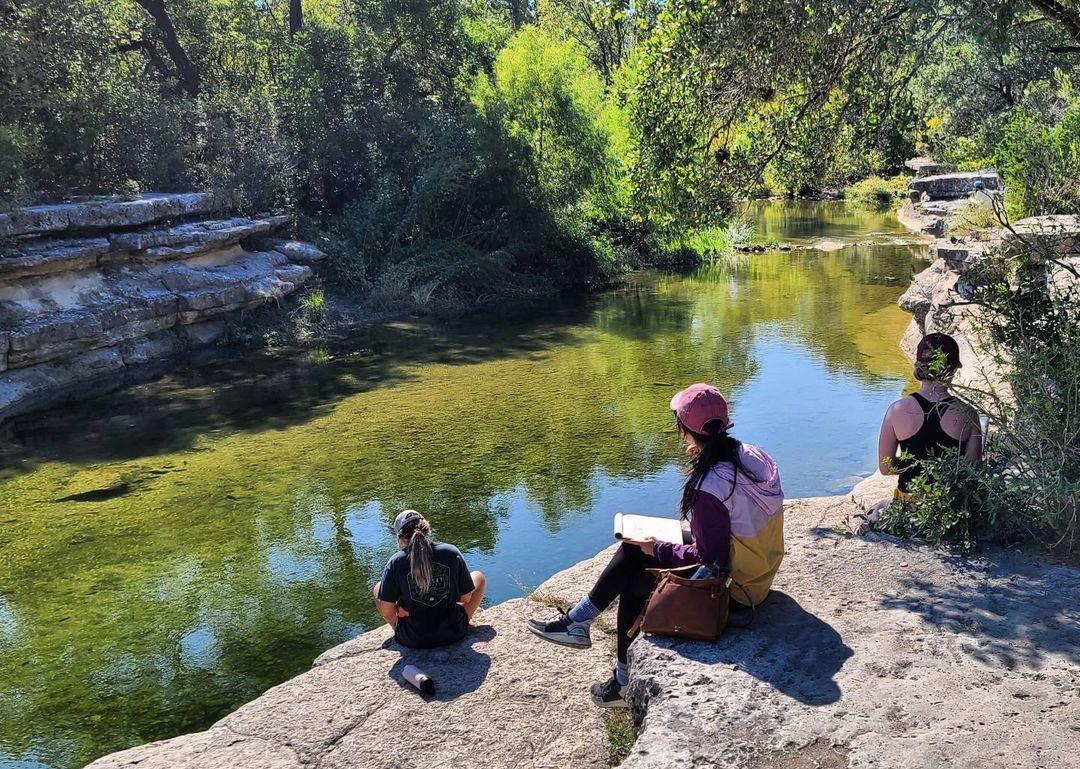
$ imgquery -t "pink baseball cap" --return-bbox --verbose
[670,383,731,434]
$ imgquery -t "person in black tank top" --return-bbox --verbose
[894,392,970,493]
[869,334,983,519]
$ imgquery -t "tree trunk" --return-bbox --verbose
[133,0,200,97]
[509,0,528,28]
[289,0,304,37]
[1028,0,1080,45]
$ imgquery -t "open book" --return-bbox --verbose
[613,513,684,544]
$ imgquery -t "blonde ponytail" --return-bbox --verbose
[405,517,433,593]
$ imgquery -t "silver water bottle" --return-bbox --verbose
[402,664,436,696]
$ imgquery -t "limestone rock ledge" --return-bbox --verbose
[87,547,620,769]
[625,495,1080,769]
[0,194,328,424]
[896,199,1079,400]
[86,489,1079,769]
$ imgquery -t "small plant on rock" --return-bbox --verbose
[293,288,329,343]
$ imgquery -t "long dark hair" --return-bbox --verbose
[677,416,760,519]
[400,515,434,592]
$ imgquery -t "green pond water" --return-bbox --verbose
[0,201,927,769]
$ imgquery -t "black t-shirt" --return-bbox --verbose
[377,542,475,648]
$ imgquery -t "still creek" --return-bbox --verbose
[0,201,927,768]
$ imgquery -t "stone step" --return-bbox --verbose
[0,237,112,281]
[1,215,294,281]
[931,239,991,266]
[0,347,126,424]
[0,193,222,238]
[107,215,292,259]
[909,171,1001,200]
[904,156,955,178]
[259,238,328,265]
[1005,215,1080,257]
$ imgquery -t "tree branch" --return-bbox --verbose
[133,0,200,96]
[116,38,175,83]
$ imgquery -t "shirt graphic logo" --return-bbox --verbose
[408,562,451,607]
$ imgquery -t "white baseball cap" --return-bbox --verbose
[393,509,423,537]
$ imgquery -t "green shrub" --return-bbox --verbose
[844,175,911,211]
[0,124,33,206]
[995,99,1080,218]
[880,449,1012,550]
[947,196,999,236]
[659,218,755,261]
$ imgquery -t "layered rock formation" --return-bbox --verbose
[898,169,1001,238]
[0,194,326,424]
[903,156,955,178]
[86,480,1080,769]
[896,158,1080,398]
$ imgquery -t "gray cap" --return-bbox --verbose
[393,509,423,537]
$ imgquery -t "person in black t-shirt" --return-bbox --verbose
[372,510,486,649]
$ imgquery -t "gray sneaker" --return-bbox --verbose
[590,674,628,708]
[526,608,592,648]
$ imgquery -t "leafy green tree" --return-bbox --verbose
[537,0,660,83]
[471,27,622,216]
[995,93,1080,216]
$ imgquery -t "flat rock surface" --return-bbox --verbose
[87,548,620,769]
[109,215,292,259]
[0,193,221,237]
[86,491,1079,769]
[624,497,1080,769]
[1005,215,1080,258]
[908,172,1001,201]
[904,157,955,177]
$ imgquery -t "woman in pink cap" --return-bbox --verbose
[527,384,785,708]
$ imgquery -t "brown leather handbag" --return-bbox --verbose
[635,565,732,642]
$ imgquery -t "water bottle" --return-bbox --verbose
[691,563,719,580]
[402,664,436,696]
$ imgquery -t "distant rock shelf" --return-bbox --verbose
[894,158,1079,398]
[0,193,327,425]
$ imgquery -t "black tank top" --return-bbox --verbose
[896,393,969,493]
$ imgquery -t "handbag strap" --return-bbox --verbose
[645,563,701,576]
[726,577,756,629]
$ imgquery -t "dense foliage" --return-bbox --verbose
[2,0,1079,293]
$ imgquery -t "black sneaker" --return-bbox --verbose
[590,674,628,709]
[525,608,592,648]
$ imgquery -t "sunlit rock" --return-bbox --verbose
[0,194,320,424]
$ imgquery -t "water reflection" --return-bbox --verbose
[0,205,925,769]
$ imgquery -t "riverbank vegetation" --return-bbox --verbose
[881,208,1080,555]
[844,175,911,211]
[4,0,1079,307]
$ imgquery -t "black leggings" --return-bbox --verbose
[588,542,661,664]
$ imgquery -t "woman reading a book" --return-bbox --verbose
[526,383,785,708]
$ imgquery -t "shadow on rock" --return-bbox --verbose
[878,548,1080,671]
[385,624,496,701]
[645,591,852,705]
